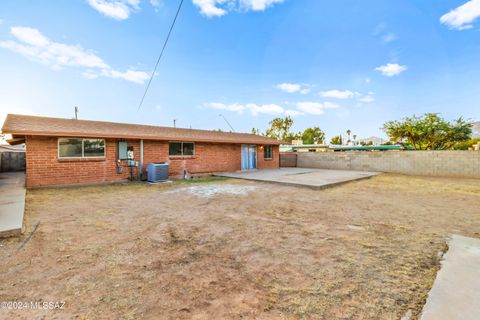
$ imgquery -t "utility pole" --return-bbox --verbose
[74,106,78,120]
[219,114,235,132]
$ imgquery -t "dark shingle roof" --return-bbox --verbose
[2,114,282,145]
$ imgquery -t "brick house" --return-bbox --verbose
[1,114,282,188]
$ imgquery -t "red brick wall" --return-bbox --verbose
[142,141,242,177]
[25,137,279,187]
[25,136,139,188]
[257,145,280,170]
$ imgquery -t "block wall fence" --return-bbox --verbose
[295,151,480,178]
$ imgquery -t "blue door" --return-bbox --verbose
[241,144,257,170]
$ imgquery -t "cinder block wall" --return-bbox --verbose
[296,151,480,178]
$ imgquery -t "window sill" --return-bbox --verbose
[169,155,196,160]
[263,158,273,161]
[58,157,106,162]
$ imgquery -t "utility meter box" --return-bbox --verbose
[118,141,128,160]
[127,146,134,160]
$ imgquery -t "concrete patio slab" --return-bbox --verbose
[0,172,25,237]
[421,235,480,320]
[215,168,379,189]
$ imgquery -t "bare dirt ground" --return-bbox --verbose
[1,174,479,319]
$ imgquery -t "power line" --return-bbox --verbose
[137,0,184,111]
[219,114,235,132]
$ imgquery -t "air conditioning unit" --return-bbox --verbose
[147,162,169,182]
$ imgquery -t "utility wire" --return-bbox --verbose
[219,114,235,132]
[137,0,184,111]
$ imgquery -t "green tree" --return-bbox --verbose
[287,131,303,142]
[360,140,373,146]
[302,127,325,144]
[265,116,294,142]
[382,113,472,150]
[453,138,480,150]
[330,135,343,145]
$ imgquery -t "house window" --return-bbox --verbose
[264,145,273,159]
[58,138,105,158]
[169,142,195,156]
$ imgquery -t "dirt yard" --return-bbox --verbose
[1,174,479,319]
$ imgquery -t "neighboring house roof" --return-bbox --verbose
[0,144,25,152]
[280,144,329,150]
[1,114,282,145]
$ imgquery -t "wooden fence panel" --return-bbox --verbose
[280,153,297,167]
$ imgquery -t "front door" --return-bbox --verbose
[241,144,257,170]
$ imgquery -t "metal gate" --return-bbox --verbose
[0,152,26,172]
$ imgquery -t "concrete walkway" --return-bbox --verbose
[0,172,25,237]
[215,168,379,189]
[421,235,480,320]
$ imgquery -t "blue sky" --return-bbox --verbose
[0,0,479,140]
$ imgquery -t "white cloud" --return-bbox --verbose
[276,82,311,94]
[299,88,311,95]
[11,26,50,47]
[193,0,283,17]
[381,32,397,43]
[192,0,227,17]
[277,82,301,93]
[320,89,356,99]
[248,103,284,116]
[86,0,140,20]
[440,0,480,30]
[373,23,398,43]
[319,89,376,103]
[150,0,163,11]
[206,102,247,113]
[375,63,407,77]
[204,102,285,116]
[240,0,284,11]
[296,101,339,115]
[205,99,342,117]
[358,95,375,103]
[0,26,148,84]
[101,69,150,84]
[285,109,303,117]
